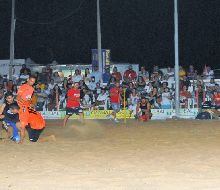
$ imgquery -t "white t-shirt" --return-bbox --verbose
[88,82,96,91]
[48,83,55,90]
[161,92,171,105]
[73,75,83,83]
[97,93,108,101]
[90,71,102,83]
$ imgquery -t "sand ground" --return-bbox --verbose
[0,119,220,190]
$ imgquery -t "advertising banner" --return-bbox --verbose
[91,49,111,72]
[40,109,199,120]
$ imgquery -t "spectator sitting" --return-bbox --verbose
[123,64,137,82]
[84,68,91,85]
[180,85,192,108]
[96,88,109,110]
[203,65,214,80]
[90,65,102,83]
[112,66,122,82]
[212,91,220,109]
[166,66,174,81]
[179,66,186,81]
[20,64,31,76]
[35,84,48,111]
[48,79,55,91]
[11,85,18,97]
[144,82,153,95]
[139,66,149,81]
[137,76,146,91]
[128,89,139,116]
[0,75,4,86]
[161,87,172,109]
[149,87,159,105]
[187,65,197,80]
[0,89,5,104]
[6,80,13,92]
[88,76,96,91]
[72,69,83,83]
[19,69,30,84]
[81,90,93,110]
[45,65,53,81]
[154,96,162,109]
[38,67,48,83]
[95,82,102,98]
[53,72,62,84]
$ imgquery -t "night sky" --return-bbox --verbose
[0,0,219,71]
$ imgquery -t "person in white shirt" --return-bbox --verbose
[72,69,83,83]
[128,89,139,116]
[48,79,55,91]
[144,82,153,95]
[203,66,214,80]
[88,76,97,91]
[161,87,172,109]
[90,65,102,83]
[97,88,109,109]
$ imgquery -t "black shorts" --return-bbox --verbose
[26,126,45,142]
[66,107,83,116]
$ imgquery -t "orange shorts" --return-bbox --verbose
[19,105,30,128]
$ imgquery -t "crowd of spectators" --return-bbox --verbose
[0,63,219,113]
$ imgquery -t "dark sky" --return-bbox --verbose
[0,0,219,70]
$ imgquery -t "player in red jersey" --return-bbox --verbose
[108,82,121,123]
[63,82,84,127]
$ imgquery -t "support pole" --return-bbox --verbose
[9,0,16,80]
[97,0,103,73]
[174,0,180,117]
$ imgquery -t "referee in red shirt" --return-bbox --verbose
[63,82,84,127]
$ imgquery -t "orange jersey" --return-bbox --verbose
[17,84,34,128]
[28,111,45,130]
[17,84,34,105]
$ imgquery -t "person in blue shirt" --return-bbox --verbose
[102,66,112,84]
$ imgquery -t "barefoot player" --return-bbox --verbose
[16,75,36,142]
[63,82,84,127]
[108,82,121,123]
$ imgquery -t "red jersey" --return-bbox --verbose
[110,87,120,103]
[112,72,122,81]
[213,94,220,105]
[66,88,81,108]
[123,70,137,81]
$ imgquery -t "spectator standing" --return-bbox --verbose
[102,67,111,84]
